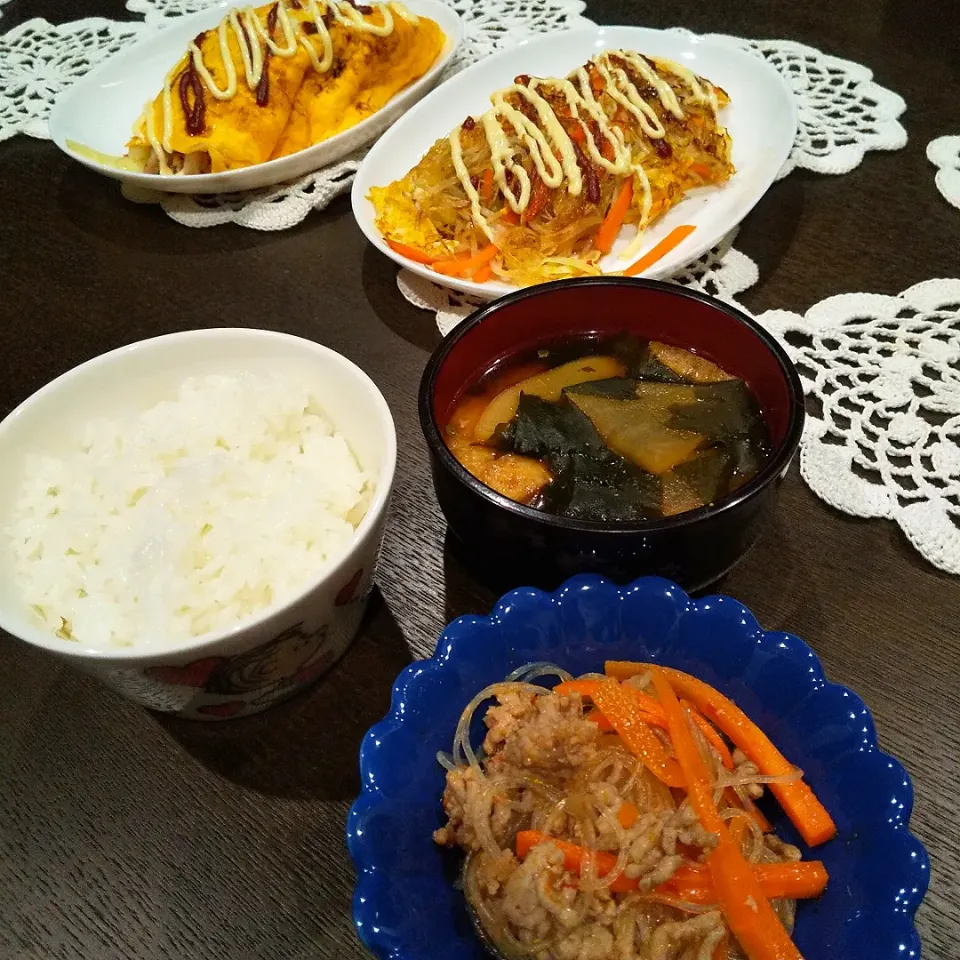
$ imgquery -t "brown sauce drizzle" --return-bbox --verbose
[303,20,319,33]
[256,3,280,108]
[348,0,374,13]
[653,138,672,159]
[179,61,206,135]
[462,116,476,130]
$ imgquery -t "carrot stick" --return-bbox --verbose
[594,179,633,254]
[664,861,829,905]
[725,788,773,834]
[650,668,803,960]
[480,168,494,202]
[472,259,493,283]
[516,831,828,905]
[617,801,640,829]
[659,666,837,847]
[684,700,735,770]
[622,224,696,276]
[515,831,635,894]
[523,176,551,223]
[385,239,438,264]
[605,661,832,844]
[589,679,684,788]
[432,244,499,277]
[557,678,664,720]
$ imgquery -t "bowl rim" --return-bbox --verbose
[418,277,806,534]
[0,327,398,663]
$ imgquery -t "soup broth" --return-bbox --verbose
[443,333,771,522]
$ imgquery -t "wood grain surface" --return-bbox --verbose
[1,0,957,957]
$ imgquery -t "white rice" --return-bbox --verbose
[5,372,373,650]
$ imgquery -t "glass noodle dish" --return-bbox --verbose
[371,51,734,285]
[435,661,837,960]
[442,333,770,522]
[121,0,446,174]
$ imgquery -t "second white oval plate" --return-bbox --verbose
[49,0,462,195]
[352,26,797,297]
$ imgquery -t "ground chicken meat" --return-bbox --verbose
[484,691,601,773]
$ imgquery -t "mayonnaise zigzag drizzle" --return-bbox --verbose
[137,0,419,174]
[448,50,724,254]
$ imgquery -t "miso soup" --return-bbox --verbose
[443,333,771,522]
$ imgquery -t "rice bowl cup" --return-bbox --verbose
[347,574,930,960]
[0,329,397,720]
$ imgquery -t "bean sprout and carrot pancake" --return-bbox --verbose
[434,661,835,960]
[371,51,734,285]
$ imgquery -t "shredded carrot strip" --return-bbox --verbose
[650,668,804,960]
[713,935,730,960]
[472,260,493,283]
[595,179,633,254]
[523,176,550,222]
[622,225,696,277]
[385,239,437,264]
[480,168,494,202]
[432,244,499,277]
[690,162,712,178]
[601,137,615,161]
[501,208,520,225]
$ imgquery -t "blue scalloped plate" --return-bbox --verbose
[347,575,929,960]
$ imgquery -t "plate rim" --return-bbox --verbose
[47,0,464,194]
[351,24,799,296]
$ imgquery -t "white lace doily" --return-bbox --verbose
[0,16,147,141]
[756,279,960,575]
[927,136,960,210]
[399,228,758,337]
[668,31,907,178]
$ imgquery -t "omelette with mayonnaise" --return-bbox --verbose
[126,0,445,175]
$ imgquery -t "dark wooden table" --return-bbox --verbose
[1,0,957,956]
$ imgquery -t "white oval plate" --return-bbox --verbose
[49,0,462,195]
[352,26,797,297]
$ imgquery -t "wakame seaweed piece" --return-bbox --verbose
[725,429,772,485]
[498,394,661,521]
[494,393,610,460]
[537,446,662,521]
[563,377,639,400]
[664,380,765,441]
[621,338,688,384]
[605,332,650,372]
[672,444,736,504]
